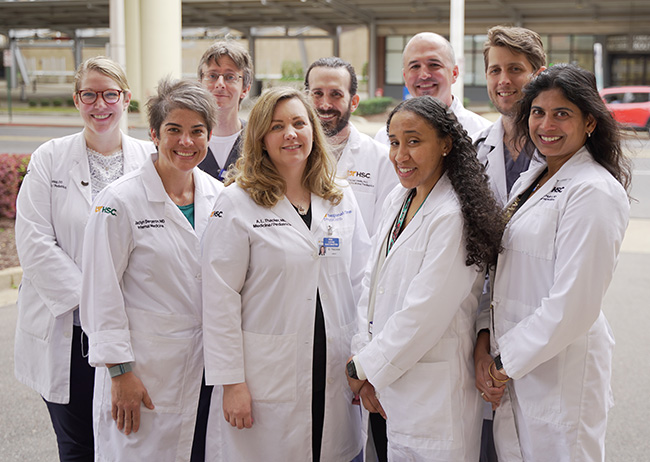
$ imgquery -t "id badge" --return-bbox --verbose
[318,236,341,257]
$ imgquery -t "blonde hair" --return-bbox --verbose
[73,56,129,93]
[228,87,342,208]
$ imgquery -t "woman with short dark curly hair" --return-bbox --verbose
[346,96,504,461]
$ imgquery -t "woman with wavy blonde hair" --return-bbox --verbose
[202,87,370,461]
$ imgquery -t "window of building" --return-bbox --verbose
[385,35,410,85]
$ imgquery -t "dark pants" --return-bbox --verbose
[480,418,498,462]
[44,325,95,462]
[190,373,213,462]
[369,412,388,462]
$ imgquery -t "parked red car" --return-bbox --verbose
[600,86,650,130]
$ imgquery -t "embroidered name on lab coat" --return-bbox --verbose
[135,218,165,229]
[51,179,67,189]
[253,218,291,228]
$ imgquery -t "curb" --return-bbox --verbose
[0,266,22,290]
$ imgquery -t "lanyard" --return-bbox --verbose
[386,189,415,254]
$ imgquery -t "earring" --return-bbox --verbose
[442,151,447,157]
[587,131,592,138]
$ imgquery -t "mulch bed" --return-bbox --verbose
[0,218,19,270]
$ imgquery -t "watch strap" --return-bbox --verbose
[346,359,359,380]
[108,362,133,378]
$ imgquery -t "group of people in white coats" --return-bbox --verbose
[14,30,632,462]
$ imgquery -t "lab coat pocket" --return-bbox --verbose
[506,207,559,260]
[383,361,452,441]
[16,278,54,341]
[242,331,297,403]
[130,333,193,413]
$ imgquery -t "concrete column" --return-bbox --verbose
[140,0,182,111]
[368,20,377,98]
[109,0,127,132]
[333,26,341,57]
[450,0,465,103]
[125,0,142,107]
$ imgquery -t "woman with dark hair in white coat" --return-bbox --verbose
[474,64,632,461]
[14,56,151,462]
[346,96,504,461]
[80,78,223,462]
[202,87,370,462]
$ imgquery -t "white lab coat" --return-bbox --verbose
[80,154,223,462]
[202,182,371,462]
[337,123,398,236]
[14,131,151,403]
[475,117,544,208]
[353,175,483,461]
[491,147,629,462]
[374,96,491,145]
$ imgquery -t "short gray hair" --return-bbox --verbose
[147,77,218,137]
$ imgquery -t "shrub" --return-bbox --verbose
[66,97,75,107]
[28,99,38,107]
[281,61,303,80]
[0,154,31,218]
[40,99,51,107]
[128,100,139,113]
[52,98,63,107]
[355,96,394,116]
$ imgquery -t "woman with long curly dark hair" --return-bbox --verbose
[346,96,504,461]
[479,64,631,461]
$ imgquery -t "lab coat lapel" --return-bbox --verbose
[310,195,329,236]
[483,118,508,207]
[193,170,219,238]
[271,197,314,247]
[68,134,92,205]
[140,154,194,234]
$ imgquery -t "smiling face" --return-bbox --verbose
[486,46,537,117]
[388,110,452,197]
[528,88,596,167]
[74,69,130,140]
[263,97,314,179]
[307,66,360,138]
[402,35,458,106]
[151,108,210,174]
[200,55,249,113]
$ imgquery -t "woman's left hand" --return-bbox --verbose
[358,381,386,419]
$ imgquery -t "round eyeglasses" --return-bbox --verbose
[202,72,243,84]
[77,89,124,105]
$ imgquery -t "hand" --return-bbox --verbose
[110,371,155,435]
[358,381,386,419]
[223,382,253,429]
[473,332,505,410]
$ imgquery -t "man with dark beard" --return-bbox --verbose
[305,57,397,235]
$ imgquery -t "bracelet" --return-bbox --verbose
[488,360,510,383]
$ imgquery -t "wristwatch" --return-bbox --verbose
[346,359,359,380]
[494,355,506,375]
[108,362,133,378]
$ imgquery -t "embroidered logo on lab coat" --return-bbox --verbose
[324,210,352,222]
[347,170,375,188]
[94,205,117,216]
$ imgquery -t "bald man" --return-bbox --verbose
[376,32,490,143]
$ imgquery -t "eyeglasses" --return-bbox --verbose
[202,72,243,84]
[77,89,123,105]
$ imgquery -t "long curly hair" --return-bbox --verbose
[387,96,505,269]
[514,64,632,194]
[228,87,342,207]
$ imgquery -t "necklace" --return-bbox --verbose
[295,203,308,215]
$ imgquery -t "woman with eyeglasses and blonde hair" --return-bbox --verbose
[14,56,151,462]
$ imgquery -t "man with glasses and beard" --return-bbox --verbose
[305,57,397,235]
